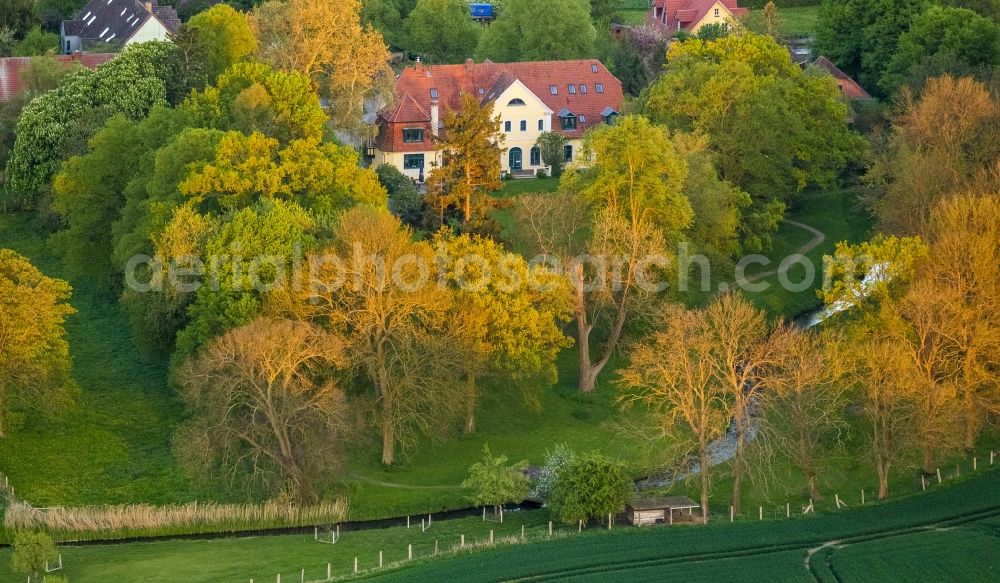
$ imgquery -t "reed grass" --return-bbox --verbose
[4,499,348,543]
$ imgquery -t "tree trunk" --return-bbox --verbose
[807,473,821,501]
[921,445,935,476]
[699,446,711,523]
[381,422,395,466]
[876,459,889,500]
[964,398,979,451]
[574,266,598,393]
[730,412,746,516]
[464,373,477,434]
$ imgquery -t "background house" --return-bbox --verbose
[650,0,748,33]
[373,58,624,180]
[0,53,116,103]
[61,0,180,54]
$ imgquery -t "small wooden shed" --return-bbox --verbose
[626,496,700,526]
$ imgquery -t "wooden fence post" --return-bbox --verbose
[861,489,865,505]
[327,563,331,579]
[354,558,358,574]
[786,503,790,518]
[730,505,734,523]
[435,539,439,555]
[407,515,410,529]
[276,574,280,583]
[974,457,977,471]
[521,524,525,540]
[300,568,304,583]
[759,506,762,520]
[922,474,926,490]
[379,550,383,568]
[490,530,494,544]
[500,506,504,523]
[408,544,413,560]
[991,450,995,465]
[482,507,486,521]
[937,468,942,484]
[461,534,465,548]
[608,513,612,530]
[578,519,582,532]
[548,521,553,538]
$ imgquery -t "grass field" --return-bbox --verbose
[2,466,997,582]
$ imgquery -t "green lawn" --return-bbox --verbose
[3,466,997,582]
[0,213,200,507]
[774,6,820,37]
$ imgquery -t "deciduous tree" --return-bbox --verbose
[462,445,530,518]
[0,249,76,437]
[176,318,348,501]
[184,4,257,84]
[405,0,481,64]
[535,131,567,178]
[477,0,596,62]
[548,452,632,525]
[426,93,505,229]
[250,0,391,136]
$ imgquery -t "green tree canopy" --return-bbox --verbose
[4,41,180,206]
[880,6,1000,94]
[462,445,531,517]
[814,0,929,96]
[405,0,482,64]
[11,26,58,56]
[184,4,258,84]
[647,33,863,249]
[536,131,568,178]
[10,531,58,581]
[477,0,596,62]
[548,452,632,524]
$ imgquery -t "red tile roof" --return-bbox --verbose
[651,0,748,31]
[811,56,871,100]
[0,53,116,102]
[376,59,624,152]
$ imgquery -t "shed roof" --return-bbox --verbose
[628,496,700,511]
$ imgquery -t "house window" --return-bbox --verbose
[530,146,540,166]
[595,83,604,93]
[580,84,588,94]
[538,119,544,131]
[579,114,586,123]
[504,121,512,132]
[605,112,619,125]
[65,40,71,53]
[430,88,439,99]
[561,114,577,130]
[520,120,527,132]
[479,87,485,95]
[403,154,425,170]
[568,84,577,94]
[402,128,424,143]
[591,64,599,73]
[564,144,573,162]
[508,98,526,106]
[715,8,720,16]
[549,85,558,95]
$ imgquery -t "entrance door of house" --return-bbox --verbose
[509,147,522,171]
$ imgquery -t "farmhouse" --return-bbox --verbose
[810,56,872,100]
[61,0,180,54]
[626,496,701,526]
[649,0,748,33]
[372,58,624,180]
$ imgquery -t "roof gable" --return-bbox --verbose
[490,78,552,115]
[652,0,748,30]
[62,0,179,45]
[810,56,871,99]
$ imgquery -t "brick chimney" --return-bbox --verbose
[430,97,439,138]
[464,58,474,72]
[414,56,422,71]
[145,1,153,12]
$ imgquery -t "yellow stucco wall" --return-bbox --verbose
[690,2,733,33]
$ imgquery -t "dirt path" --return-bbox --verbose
[348,474,460,490]
[738,220,826,284]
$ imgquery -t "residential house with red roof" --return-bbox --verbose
[810,56,872,101]
[61,0,180,54]
[373,58,624,180]
[0,53,116,103]
[649,0,748,33]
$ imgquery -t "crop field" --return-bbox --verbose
[1,468,995,582]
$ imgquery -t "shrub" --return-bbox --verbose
[10,530,57,581]
[462,445,530,518]
[549,452,633,525]
[529,444,574,502]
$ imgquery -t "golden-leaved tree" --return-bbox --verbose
[0,249,77,437]
[250,0,391,136]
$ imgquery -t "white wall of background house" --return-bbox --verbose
[125,17,169,46]
[492,80,553,174]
